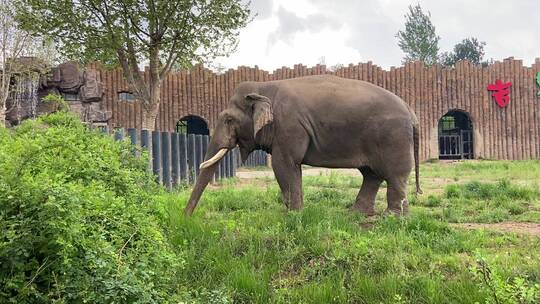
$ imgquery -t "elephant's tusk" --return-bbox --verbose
[199,148,228,169]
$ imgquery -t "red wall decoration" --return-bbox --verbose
[487,79,512,108]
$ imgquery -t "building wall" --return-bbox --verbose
[90,58,540,161]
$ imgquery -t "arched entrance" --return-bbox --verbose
[438,110,473,159]
[176,115,209,135]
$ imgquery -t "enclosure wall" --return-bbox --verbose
[89,58,540,161]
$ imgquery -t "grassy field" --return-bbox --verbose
[159,160,540,303]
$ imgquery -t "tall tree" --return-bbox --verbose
[15,0,251,130]
[396,4,440,66]
[0,0,54,126]
[440,37,486,67]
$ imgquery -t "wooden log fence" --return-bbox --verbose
[101,127,267,188]
[90,58,540,161]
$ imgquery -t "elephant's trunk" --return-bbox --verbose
[184,143,227,216]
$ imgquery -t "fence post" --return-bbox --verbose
[187,134,196,182]
[127,128,137,145]
[231,149,236,177]
[219,155,225,179]
[202,135,208,163]
[202,136,213,182]
[226,152,232,178]
[162,132,171,189]
[152,131,161,183]
[195,135,203,178]
[114,128,124,141]
[127,128,137,156]
[171,133,180,187]
[140,130,150,151]
[179,134,188,183]
[230,151,235,177]
[140,130,151,172]
[223,152,228,179]
[100,125,110,134]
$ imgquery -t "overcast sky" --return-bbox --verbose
[214,0,540,71]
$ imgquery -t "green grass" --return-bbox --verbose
[157,160,540,303]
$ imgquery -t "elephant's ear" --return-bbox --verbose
[246,93,273,147]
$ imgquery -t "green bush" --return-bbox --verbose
[0,113,183,303]
[472,253,540,304]
[444,180,537,201]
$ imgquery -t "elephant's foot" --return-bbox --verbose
[288,200,304,211]
[384,199,409,217]
[349,203,376,216]
[281,193,304,211]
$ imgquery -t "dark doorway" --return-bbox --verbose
[176,115,209,135]
[438,110,473,159]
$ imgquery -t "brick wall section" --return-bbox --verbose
[89,58,540,161]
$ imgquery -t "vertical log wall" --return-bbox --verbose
[90,58,540,161]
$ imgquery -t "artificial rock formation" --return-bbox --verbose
[5,60,110,127]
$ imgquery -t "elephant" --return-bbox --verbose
[184,75,421,216]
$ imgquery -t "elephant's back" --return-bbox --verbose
[274,75,412,121]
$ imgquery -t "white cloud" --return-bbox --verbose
[214,0,540,71]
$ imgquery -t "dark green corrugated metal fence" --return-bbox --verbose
[104,127,267,188]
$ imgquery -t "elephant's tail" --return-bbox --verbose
[413,124,422,195]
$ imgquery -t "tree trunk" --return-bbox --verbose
[139,44,163,131]
[141,99,160,130]
[0,102,5,127]
[117,40,166,131]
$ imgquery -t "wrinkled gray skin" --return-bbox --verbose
[184,75,421,216]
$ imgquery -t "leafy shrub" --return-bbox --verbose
[425,195,442,207]
[471,253,540,304]
[0,113,183,303]
[42,93,69,111]
[411,194,443,207]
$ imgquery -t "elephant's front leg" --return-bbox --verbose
[271,151,303,210]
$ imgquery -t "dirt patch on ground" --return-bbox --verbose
[451,222,540,236]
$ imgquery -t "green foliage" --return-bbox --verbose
[471,253,540,304]
[0,112,183,303]
[536,72,540,97]
[445,180,537,201]
[15,0,250,126]
[15,0,251,68]
[423,179,540,223]
[396,4,440,65]
[440,37,486,67]
[42,93,69,111]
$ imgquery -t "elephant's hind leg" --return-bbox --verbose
[350,167,383,216]
[385,176,409,216]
